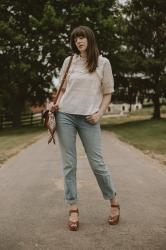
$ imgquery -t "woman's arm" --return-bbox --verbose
[50,56,70,112]
[86,93,112,124]
[50,88,66,112]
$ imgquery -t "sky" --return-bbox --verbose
[118,0,127,5]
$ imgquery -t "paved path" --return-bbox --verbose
[0,131,166,250]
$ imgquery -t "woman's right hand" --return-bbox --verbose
[50,104,59,112]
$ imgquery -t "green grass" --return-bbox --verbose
[130,105,166,117]
[101,107,166,165]
[0,126,46,165]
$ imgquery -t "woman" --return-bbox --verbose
[51,25,120,231]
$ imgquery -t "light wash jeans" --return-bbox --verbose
[56,111,116,205]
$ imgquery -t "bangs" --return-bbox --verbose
[71,27,87,40]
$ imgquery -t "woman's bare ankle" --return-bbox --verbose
[69,204,78,210]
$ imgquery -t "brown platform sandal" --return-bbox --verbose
[68,209,79,231]
[108,204,120,225]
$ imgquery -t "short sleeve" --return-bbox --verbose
[101,59,114,94]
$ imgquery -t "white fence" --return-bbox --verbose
[106,103,142,115]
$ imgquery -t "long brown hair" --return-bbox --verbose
[70,26,100,73]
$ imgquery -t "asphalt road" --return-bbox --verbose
[0,131,166,250]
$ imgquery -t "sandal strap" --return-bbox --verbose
[69,208,79,215]
[111,204,120,209]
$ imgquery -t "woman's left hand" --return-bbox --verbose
[86,111,102,124]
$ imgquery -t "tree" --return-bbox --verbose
[0,0,64,125]
[122,0,166,119]
[1,0,123,125]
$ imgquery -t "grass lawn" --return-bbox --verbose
[0,126,46,165]
[101,107,166,166]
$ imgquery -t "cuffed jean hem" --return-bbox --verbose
[103,192,117,201]
[65,199,78,205]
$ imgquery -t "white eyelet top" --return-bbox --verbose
[57,53,114,115]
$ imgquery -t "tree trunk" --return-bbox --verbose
[128,86,133,112]
[152,74,161,119]
[153,92,161,119]
[12,100,24,127]
[12,111,22,127]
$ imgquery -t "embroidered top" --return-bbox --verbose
[57,54,114,115]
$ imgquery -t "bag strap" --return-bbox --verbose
[53,55,74,105]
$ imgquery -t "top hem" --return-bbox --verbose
[58,108,99,116]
